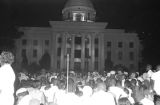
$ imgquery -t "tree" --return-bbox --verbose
[27,62,41,74]
[105,58,114,72]
[21,54,28,70]
[113,64,129,73]
[39,52,51,70]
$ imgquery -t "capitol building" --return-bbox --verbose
[15,0,141,73]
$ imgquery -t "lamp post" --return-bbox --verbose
[66,53,69,93]
[66,35,72,93]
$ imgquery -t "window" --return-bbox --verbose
[21,49,26,57]
[95,38,99,44]
[129,52,134,61]
[107,51,111,60]
[118,42,123,48]
[33,49,37,58]
[129,42,134,48]
[33,40,38,46]
[118,51,123,60]
[75,37,81,45]
[88,13,90,20]
[95,61,98,71]
[22,39,27,45]
[57,48,61,56]
[45,40,49,46]
[76,14,82,21]
[95,48,99,57]
[85,48,89,58]
[67,48,71,54]
[107,41,111,47]
[75,50,81,58]
[58,37,62,43]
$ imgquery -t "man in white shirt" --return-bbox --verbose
[0,51,15,105]
[151,65,160,96]
[91,82,116,105]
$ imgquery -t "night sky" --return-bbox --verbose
[0,0,160,68]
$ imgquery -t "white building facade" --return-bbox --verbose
[15,0,141,73]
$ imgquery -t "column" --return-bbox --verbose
[96,34,101,72]
[51,32,57,71]
[91,33,95,71]
[100,33,105,73]
[70,35,75,70]
[81,34,85,73]
[60,33,66,72]
[88,35,91,72]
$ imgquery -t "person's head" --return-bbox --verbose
[44,82,51,90]
[32,80,41,89]
[96,78,103,84]
[51,78,58,86]
[124,80,131,88]
[130,72,136,79]
[0,51,14,66]
[88,79,95,89]
[118,70,123,75]
[118,97,132,105]
[121,74,126,80]
[146,64,152,71]
[109,78,117,87]
[156,65,160,71]
[130,79,137,87]
[96,82,106,92]
[57,80,66,90]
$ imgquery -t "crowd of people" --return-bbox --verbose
[16,64,160,105]
[1,51,160,105]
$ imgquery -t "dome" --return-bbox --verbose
[62,0,96,22]
[64,0,94,9]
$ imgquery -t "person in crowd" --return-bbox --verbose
[139,86,154,105]
[155,95,160,105]
[91,82,116,105]
[28,80,47,105]
[16,87,31,105]
[0,51,16,105]
[108,78,127,103]
[123,88,135,104]
[118,97,132,105]
[151,65,160,96]
[80,86,93,105]
[53,79,66,105]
